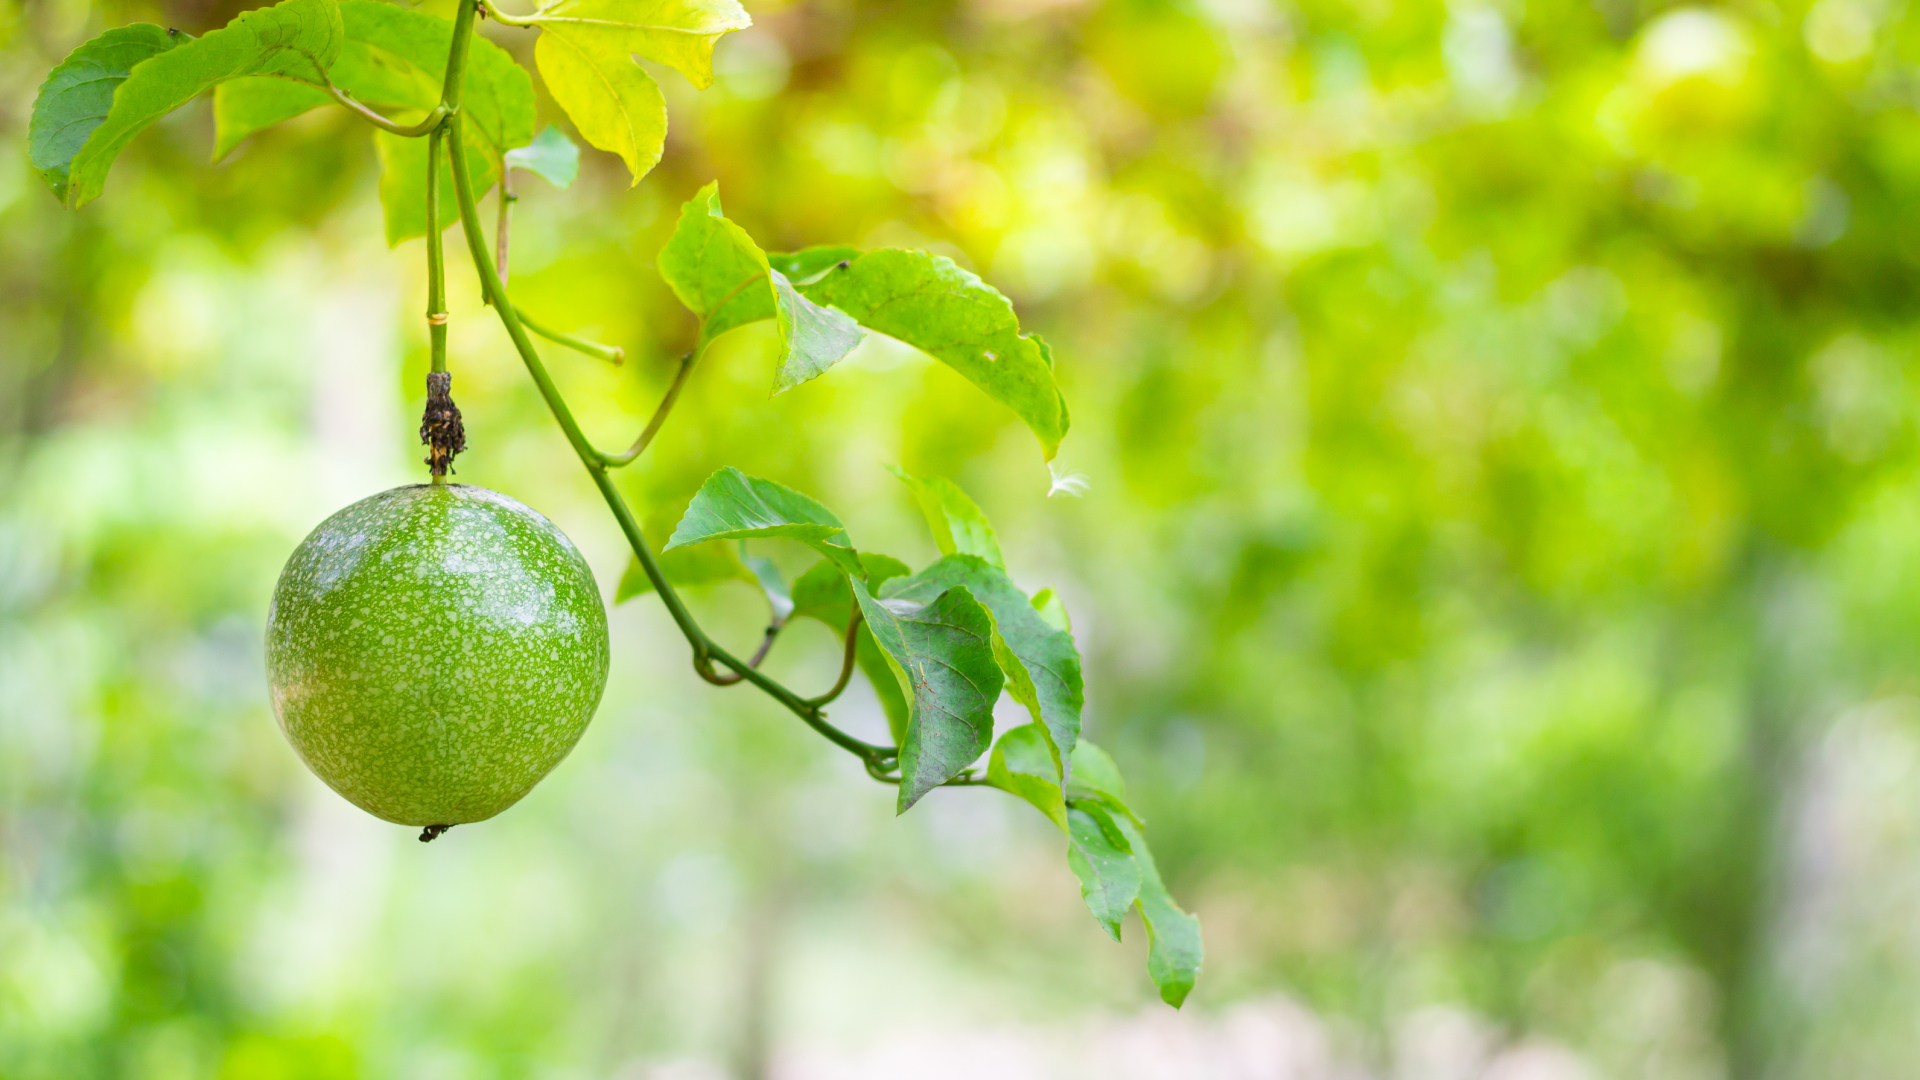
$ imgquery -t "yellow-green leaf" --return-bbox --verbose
[533,25,668,186]
[530,0,749,89]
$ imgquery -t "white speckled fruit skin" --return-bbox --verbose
[266,484,610,826]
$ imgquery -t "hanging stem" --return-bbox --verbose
[426,127,449,378]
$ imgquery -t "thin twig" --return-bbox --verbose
[328,84,448,137]
[600,351,696,467]
[698,620,783,685]
[806,609,863,707]
[515,306,624,364]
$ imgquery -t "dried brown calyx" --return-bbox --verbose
[420,371,466,477]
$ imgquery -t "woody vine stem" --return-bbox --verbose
[401,0,961,784]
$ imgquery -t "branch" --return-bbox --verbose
[806,609,862,708]
[515,307,625,365]
[328,84,447,137]
[441,90,896,772]
[478,0,539,26]
[601,350,696,467]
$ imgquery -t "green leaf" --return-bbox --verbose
[1110,811,1203,1008]
[771,269,864,394]
[1068,801,1143,942]
[530,0,749,90]
[658,183,775,343]
[889,467,1005,570]
[852,578,1004,812]
[30,25,192,201]
[375,129,496,246]
[210,76,331,161]
[769,246,861,285]
[506,125,580,188]
[800,250,1072,460]
[659,185,864,390]
[1067,739,1128,806]
[331,0,535,153]
[857,626,911,745]
[54,0,344,209]
[789,555,911,630]
[1030,587,1071,633]
[533,18,675,185]
[885,554,1083,785]
[988,723,1067,833]
[666,467,863,577]
[739,548,794,622]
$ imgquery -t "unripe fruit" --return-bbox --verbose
[266,484,609,828]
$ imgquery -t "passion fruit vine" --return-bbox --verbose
[266,483,609,836]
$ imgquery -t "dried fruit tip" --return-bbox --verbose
[421,372,466,477]
[419,824,453,843]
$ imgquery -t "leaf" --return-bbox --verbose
[889,467,1005,570]
[533,24,667,186]
[1110,811,1203,1008]
[30,25,192,201]
[852,578,1004,812]
[857,626,911,746]
[988,723,1067,833]
[54,0,344,208]
[659,185,863,389]
[529,0,749,90]
[666,467,863,577]
[331,0,535,153]
[375,129,497,246]
[1030,587,1071,633]
[739,548,794,623]
[800,250,1072,460]
[768,246,861,285]
[506,125,580,188]
[787,554,915,745]
[771,269,864,394]
[658,183,775,343]
[211,77,331,160]
[789,555,911,630]
[1068,739,1128,806]
[1068,801,1143,942]
[616,545,754,603]
[885,554,1083,785]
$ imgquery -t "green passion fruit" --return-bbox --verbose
[266,484,610,830]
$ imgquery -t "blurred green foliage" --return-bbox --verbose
[10,0,1920,1076]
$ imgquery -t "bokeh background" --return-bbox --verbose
[8,0,1920,1075]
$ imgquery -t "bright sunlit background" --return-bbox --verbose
[9,0,1920,1076]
